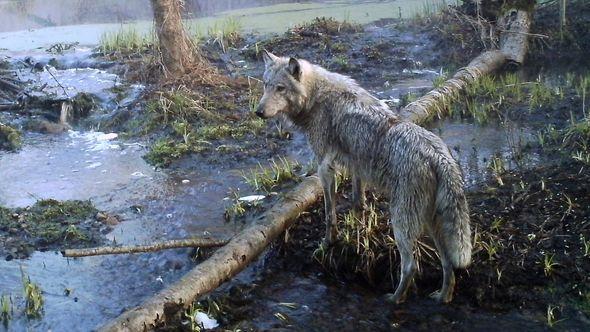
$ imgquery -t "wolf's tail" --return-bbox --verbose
[435,154,472,268]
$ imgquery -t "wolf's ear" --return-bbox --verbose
[288,57,301,81]
[262,49,278,68]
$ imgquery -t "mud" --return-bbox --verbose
[0,199,107,260]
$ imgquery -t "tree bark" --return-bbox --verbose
[100,6,534,332]
[62,237,229,258]
[150,0,199,75]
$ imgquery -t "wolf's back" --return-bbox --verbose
[434,151,472,268]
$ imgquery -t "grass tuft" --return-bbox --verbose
[243,157,301,193]
[99,26,153,54]
[21,270,43,319]
[0,295,11,326]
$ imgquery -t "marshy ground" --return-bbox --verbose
[1,1,590,331]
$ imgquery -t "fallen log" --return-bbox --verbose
[0,103,19,111]
[399,50,506,124]
[0,77,22,94]
[62,237,230,258]
[101,7,533,332]
[100,176,322,332]
[401,8,531,124]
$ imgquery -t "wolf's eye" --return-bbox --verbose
[276,85,286,92]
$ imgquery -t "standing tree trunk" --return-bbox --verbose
[150,0,199,75]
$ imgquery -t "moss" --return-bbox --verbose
[141,86,267,167]
[71,92,98,118]
[0,199,98,248]
[143,139,206,167]
[294,17,363,36]
[331,55,350,71]
[0,123,22,151]
[330,42,349,53]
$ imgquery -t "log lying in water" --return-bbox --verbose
[101,8,533,332]
[100,176,322,332]
[0,73,24,106]
[62,237,229,258]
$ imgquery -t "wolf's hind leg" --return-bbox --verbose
[388,221,418,304]
[351,175,366,211]
[386,183,435,304]
[319,157,338,245]
[428,216,456,303]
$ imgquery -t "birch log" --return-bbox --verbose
[100,7,533,332]
[62,237,229,258]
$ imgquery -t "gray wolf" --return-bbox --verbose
[255,50,472,304]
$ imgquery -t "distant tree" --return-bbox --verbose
[14,0,34,15]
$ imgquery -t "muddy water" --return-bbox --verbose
[0,49,252,331]
[431,119,538,188]
[376,76,538,188]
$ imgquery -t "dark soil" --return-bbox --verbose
[0,199,114,260]
[238,17,437,88]
[170,158,590,331]
[531,0,590,66]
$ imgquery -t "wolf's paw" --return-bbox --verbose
[384,292,406,305]
[429,290,453,304]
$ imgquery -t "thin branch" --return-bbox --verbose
[62,237,230,258]
[45,67,70,98]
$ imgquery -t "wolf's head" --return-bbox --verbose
[256,50,308,119]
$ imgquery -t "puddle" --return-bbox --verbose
[0,131,151,208]
[430,118,539,188]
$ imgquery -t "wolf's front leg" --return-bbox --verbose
[352,175,367,211]
[319,157,338,245]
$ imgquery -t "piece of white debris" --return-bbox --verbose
[156,276,163,283]
[97,133,118,141]
[238,195,265,202]
[86,162,102,169]
[194,311,219,329]
[131,171,146,177]
[182,179,190,184]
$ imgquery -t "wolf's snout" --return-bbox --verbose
[255,105,266,118]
